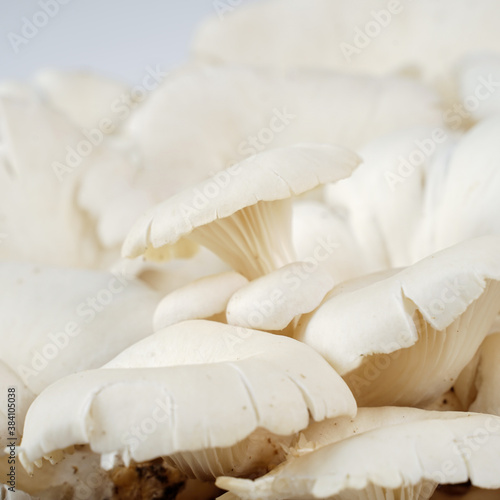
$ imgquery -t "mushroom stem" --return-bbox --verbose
[189,199,296,280]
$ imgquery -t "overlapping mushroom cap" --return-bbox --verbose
[0,262,159,395]
[32,69,131,131]
[315,117,500,283]
[153,271,248,330]
[216,407,500,499]
[0,261,160,455]
[192,0,500,98]
[294,236,500,407]
[125,64,441,180]
[0,94,104,267]
[432,117,500,251]
[0,64,444,273]
[226,262,334,332]
[323,125,456,271]
[122,143,360,279]
[19,320,356,480]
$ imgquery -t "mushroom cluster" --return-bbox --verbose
[2,1,500,499]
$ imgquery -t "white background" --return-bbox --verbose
[0,0,257,84]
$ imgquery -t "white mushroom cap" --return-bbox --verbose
[123,144,360,279]
[217,409,500,499]
[322,119,500,275]
[226,262,334,332]
[291,201,371,284]
[192,0,500,97]
[434,117,500,251]
[113,245,230,297]
[0,262,160,396]
[0,363,34,453]
[0,95,105,268]
[294,236,500,406]
[126,65,441,189]
[284,406,495,460]
[33,69,130,131]
[324,126,457,271]
[61,64,444,257]
[153,271,248,330]
[19,320,356,479]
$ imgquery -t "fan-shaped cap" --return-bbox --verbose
[34,69,129,130]
[217,408,500,499]
[123,144,360,279]
[192,0,500,96]
[226,262,334,331]
[19,321,356,479]
[79,64,442,252]
[292,201,371,284]
[153,271,247,330]
[0,95,105,267]
[434,117,500,251]
[294,236,500,406]
[0,262,159,395]
[324,126,457,271]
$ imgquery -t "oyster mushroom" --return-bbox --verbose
[33,69,130,131]
[0,260,160,458]
[322,118,500,278]
[124,64,441,186]
[0,262,159,396]
[291,200,371,284]
[18,320,356,480]
[153,271,248,330]
[123,143,360,279]
[216,408,500,500]
[294,236,500,406]
[324,125,457,272]
[433,117,500,252]
[192,0,500,98]
[0,262,158,498]
[80,64,442,250]
[0,94,105,267]
[226,262,334,333]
